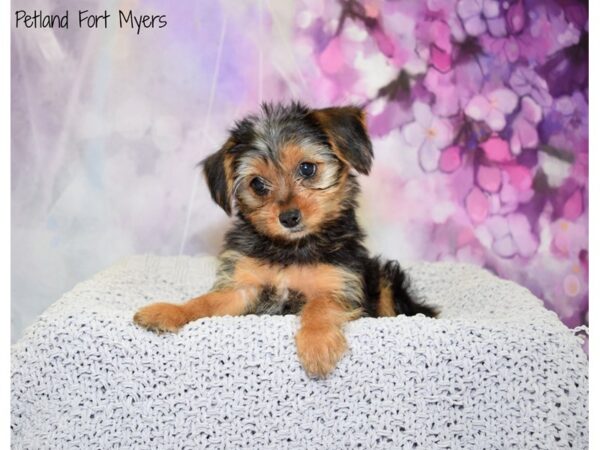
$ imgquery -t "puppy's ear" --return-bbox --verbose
[201,138,236,215]
[311,106,373,175]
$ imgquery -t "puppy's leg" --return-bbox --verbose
[295,297,358,378]
[133,287,257,333]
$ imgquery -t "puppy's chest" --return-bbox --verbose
[254,284,306,315]
[218,251,363,312]
[251,265,308,315]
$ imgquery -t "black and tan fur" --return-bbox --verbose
[134,102,436,378]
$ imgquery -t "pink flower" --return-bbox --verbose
[465,88,518,131]
[439,145,462,173]
[562,189,584,221]
[319,37,345,75]
[563,273,583,298]
[504,165,533,191]
[510,96,543,155]
[416,19,453,73]
[424,69,460,117]
[430,45,452,73]
[402,102,453,172]
[372,26,395,58]
[551,219,587,258]
[480,135,513,161]
[465,187,489,223]
[427,0,454,14]
[476,165,502,192]
[429,20,452,54]
[497,170,534,214]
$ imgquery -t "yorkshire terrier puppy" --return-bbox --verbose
[134,102,436,377]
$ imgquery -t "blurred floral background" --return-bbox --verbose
[12,0,588,342]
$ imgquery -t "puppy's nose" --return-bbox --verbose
[279,209,302,228]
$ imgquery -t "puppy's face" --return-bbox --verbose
[203,103,373,240]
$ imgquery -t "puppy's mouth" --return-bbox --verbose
[284,223,305,233]
[280,223,307,238]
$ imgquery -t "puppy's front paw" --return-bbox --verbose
[133,302,188,333]
[295,326,347,378]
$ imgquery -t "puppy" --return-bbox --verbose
[134,102,436,377]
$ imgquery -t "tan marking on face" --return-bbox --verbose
[293,168,350,232]
[234,141,351,239]
[236,155,280,206]
[279,142,305,172]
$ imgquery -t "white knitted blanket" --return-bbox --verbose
[12,255,588,449]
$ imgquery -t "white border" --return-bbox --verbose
[588,1,597,448]
[1,1,593,448]
[1,1,11,448]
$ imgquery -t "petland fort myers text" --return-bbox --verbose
[15,10,167,34]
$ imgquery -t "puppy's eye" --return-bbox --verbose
[298,162,317,178]
[250,177,268,196]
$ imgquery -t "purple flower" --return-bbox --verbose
[545,91,589,148]
[465,88,518,131]
[424,59,484,117]
[457,0,507,37]
[486,213,539,258]
[368,98,413,137]
[402,102,453,172]
[509,66,553,108]
[510,96,543,155]
[496,168,534,215]
[506,0,526,35]
[536,33,588,97]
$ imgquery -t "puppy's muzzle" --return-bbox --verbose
[279,209,302,228]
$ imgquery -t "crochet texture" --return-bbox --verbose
[11,255,588,449]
